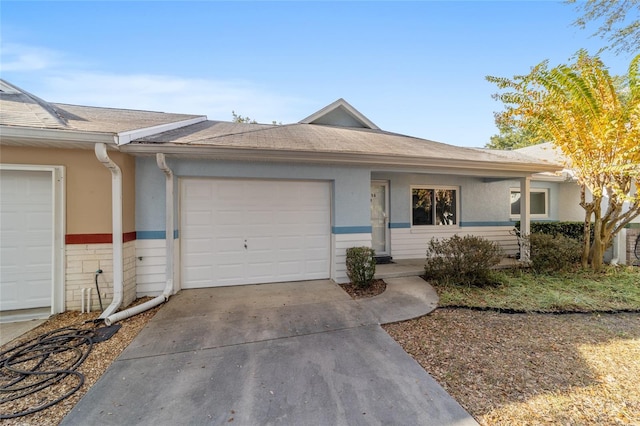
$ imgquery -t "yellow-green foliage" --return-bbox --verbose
[487,51,640,271]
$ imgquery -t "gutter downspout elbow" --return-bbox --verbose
[105,153,175,325]
[95,143,124,320]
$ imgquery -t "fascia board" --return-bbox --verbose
[116,116,207,145]
[531,171,578,182]
[0,126,115,144]
[122,144,563,175]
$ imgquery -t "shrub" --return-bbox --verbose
[514,221,593,242]
[528,233,582,272]
[424,235,503,287]
[346,247,376,288]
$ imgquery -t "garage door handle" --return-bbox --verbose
[244,240,248,249]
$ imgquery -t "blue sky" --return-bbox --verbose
[1,1,635,147]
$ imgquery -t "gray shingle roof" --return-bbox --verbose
[0,79,204,134]
[135,120,560,167]
[516,142,568,164]
[0,81,67,129]
[51,103,203,134]
[0,79,562,171]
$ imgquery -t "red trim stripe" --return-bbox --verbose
[65,232,137,244]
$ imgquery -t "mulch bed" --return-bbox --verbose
[0,298,162,425]
[384,308,640,425]
[339,279,386,299]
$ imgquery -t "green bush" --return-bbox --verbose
[424,235,503,287]
[346,247,376,288]
[528,233,582,272]
[515,221,593,242]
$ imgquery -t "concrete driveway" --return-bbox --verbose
[62,278,477,425]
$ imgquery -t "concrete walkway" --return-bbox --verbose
[0,318,47,347]
[62,277,477,425]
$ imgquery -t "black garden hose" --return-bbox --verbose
[95,269,104,312]
[0,324,95,419]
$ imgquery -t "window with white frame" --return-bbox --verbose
[510,188,548,218]
[412,186,458,226]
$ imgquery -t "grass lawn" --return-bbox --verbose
[434,266,640,312]
[384,266,640,425]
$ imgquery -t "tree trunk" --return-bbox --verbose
[580,185,592,268]
[582,216,592,268]
[591,207,604,272]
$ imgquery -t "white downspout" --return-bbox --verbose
[95,143,124,320]
[105,153,175,325]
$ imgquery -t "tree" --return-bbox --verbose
[486,123,537,150]
[568,0,640,54]
[232,111,282,125]
[487,50,640,271]
[231,111,257,124]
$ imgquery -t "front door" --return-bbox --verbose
[370,181,389,256]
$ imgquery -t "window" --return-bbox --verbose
[412,187,457,226]
[510,188,548,218]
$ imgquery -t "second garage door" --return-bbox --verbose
[181,179,331,288]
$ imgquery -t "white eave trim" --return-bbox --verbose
[0,125,114,144]
[115,116,207,145]
[121,144,562,175]
[531,170,577,182]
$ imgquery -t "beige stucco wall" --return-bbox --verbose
[0,146,135,234]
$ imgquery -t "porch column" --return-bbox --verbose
[520,176,531,262]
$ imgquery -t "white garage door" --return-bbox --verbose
[181,179,331,288]
[0,170,53,311]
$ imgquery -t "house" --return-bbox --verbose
[1,79,562,323]
[515,143,640,265]
[0,80,205,321]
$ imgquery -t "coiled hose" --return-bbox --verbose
[0,323,99,419]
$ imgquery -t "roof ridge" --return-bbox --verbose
[1,79,68,128]
[51,102,204,117]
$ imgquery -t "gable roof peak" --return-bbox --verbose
[299,98,380,130]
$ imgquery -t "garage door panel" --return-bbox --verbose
[304,211,330,225]
[181,179,330,288]
[26,212,51,229]
[247,262,276,278]
[214,224,245,237]
[182,239,212,253]
[183,211,212,227]
[305,235,331,249]
[278,261,303,274]
[246,213,275,227]
[183,265,214,282]
[276,236,302,250]
[1,170,53,312]
[217,264,247,280]
[216,210,245,226]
